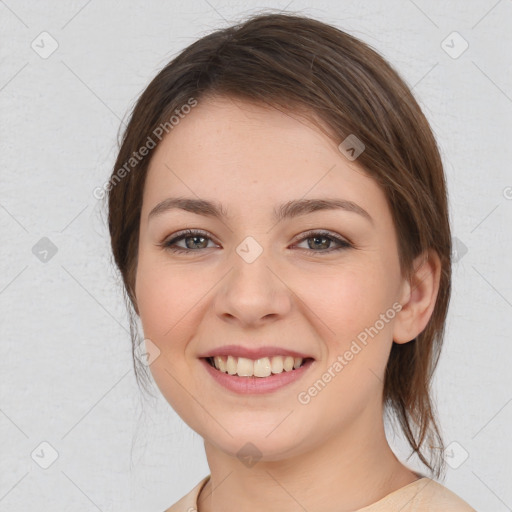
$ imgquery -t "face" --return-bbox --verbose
[135,95,408,461]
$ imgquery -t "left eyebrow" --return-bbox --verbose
[147,197,373,225]
[275,198,373,225]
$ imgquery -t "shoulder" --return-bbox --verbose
[359,477,477,511]
[414,478,477,511]
[164,475,477,512]
[163,475,210,512]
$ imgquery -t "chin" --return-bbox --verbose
[202,424,313,463]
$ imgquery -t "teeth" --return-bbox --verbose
[214,356,227,373]
[210,355,305,377]
[270,356,284,374]
[254,357,271,377]
[226,355,237,375]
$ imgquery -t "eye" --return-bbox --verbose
[160,229,352,255]
[161,229,218,254]
[293,230,352,254]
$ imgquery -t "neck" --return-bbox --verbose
[197,407,419,512]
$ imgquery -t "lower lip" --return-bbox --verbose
[200,357,315,394]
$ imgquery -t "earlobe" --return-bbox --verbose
[393,250,441,344]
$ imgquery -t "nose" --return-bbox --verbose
[214,245,292,327]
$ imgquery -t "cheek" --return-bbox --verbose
[136,267,174,340]
[134,259,198,412]
[293,268,398,420]
[296,261,398,338]
[135,255,198,342]
[293,260,400,402]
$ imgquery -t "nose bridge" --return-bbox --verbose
[215,235,291,324]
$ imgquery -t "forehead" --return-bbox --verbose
[142,96,387,222]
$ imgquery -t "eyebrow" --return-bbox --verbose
[148,197,373,224]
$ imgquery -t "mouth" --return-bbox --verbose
[199,354,316,394]
[202,355,315,378]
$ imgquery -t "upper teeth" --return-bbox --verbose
[211,355,304,377]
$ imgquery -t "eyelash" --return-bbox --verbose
[160,229,352,255]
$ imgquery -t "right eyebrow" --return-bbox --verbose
[148,197,228,221]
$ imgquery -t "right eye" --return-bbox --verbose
[161,229,218,254]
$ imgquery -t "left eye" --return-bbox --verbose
[161,229,351,254]
[294,231,351,253]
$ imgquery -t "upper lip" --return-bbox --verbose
[199,344,315,360]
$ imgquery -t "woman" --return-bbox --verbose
[107,12,476,511]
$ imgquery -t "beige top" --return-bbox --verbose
[165,474,477,511]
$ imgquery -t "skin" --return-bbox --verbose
[134,95,441,512]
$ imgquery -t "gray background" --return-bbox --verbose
[1,0,511,510]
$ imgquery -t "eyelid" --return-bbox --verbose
[161,228,219,248]
[160,228,353,254]
[292,229,352,247]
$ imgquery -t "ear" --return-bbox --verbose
[393,250,442,344]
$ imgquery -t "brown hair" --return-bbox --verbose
[107,11,451,478]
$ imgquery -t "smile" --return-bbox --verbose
[200,356,315,394]
[206,355,311,377]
